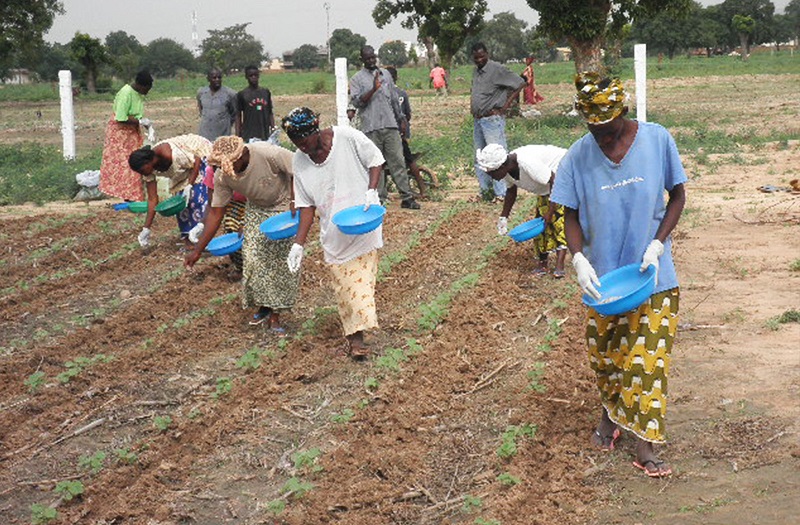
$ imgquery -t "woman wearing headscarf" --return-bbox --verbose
[281,107,384,358]
[184,136,298,332]
[550,72,686,478]
[128,134,212,248]
[99,70,153,202]
[521,56,544,106]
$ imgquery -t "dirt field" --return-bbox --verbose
[0,75,798,525]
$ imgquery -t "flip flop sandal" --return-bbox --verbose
[532,267,548,277]
[270,326,288,337]
[593,427,621,451]
[552,269,566,279]
[347,341,371,360]
[632,459,673,478]
[249,308,272,326]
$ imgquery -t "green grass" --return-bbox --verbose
[0,143,101,205]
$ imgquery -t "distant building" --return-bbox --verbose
[1,69,32,85]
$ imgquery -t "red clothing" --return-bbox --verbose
[522,64,544,105]
[202,165,246,202]
[429,67,447,89]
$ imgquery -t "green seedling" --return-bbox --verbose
[790,259,800,272]
[496,424,537,459]
[291,448,323,473]
[114,448,138,464]
[364,377,380,390]
[282,477,313,499]
[526,362,546,393]
[462,494,483,513]
[153,415,172,432]
[187,408,202,420]
[475,519,501,525]
[54,480,85,501]
[30,504,58,524]
[236,347,263,371]
[78,451,106,474]
[56,354,114,384]
[266,499,286,515]
[212,377,232,399]
[330,408,355,424]
[497,472,521,486]
[356,398,370,409]
[25,371,46,393]
[375,347,409,373]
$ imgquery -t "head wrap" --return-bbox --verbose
[476,143,508,172]
[208,136,245,178]
[573,72,627,125]
[281,107,320,140]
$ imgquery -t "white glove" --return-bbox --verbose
[572,252,602,300]
[497,216,509,235]
[188,223,204,244]
[640,239,664,286]
[139,117,152,128]
[146,125,156,144]
[364,188,381,210]
[137,227,151,247]
[287,243,304,273]
[182,185,192,204]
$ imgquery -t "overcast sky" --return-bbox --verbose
[46,0,791,57]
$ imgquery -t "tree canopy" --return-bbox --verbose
[199,23,266,73]
[292,44,325,70]
[372,0,488,70]
[329,28,367,67]
[70,32,108,93]
[0,0,63,77]
[525,0,691,73]
[105,31,143,81]
[141,38,197,77]
[378,40,409,67]
[475,12,531,64]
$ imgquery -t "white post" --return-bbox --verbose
[633,44,647,123]
[335,57,349,126]
[58,70,76,159]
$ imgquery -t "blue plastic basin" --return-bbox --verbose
[508,217,545,243]
[259,211,300,240]
[582,263,657,316]
[205,232,243,256]
[332,205,386,235]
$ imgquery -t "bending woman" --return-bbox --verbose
[128,134,212,247]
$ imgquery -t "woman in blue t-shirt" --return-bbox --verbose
[551,72,687,478]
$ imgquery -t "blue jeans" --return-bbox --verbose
[473,115,508,198]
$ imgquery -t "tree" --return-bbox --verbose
[329,28,367,67]
[525,0,691,73]
[292,44,325,70]
[788,0,800,43]
[372,0,489,70]
[715,0,775,50]
[105,31,143,81]
[199,23,265,73]
[0,0,64,77]
[70,32,108,93]
[141,38,197,77]
[732,14,756,57]
[631,1,706,59]
[476,12,530,63]
[379,40,408,67]
[33,42,77,82]
[770,14,794,51]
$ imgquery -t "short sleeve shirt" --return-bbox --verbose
[113,84,145,122]
[237,87,273,142]
[551,121,687,293]
[504,145,567,196]
[143,134,212,192]
[211,143,294,210]
[292,126,385,264]
[197,85,238,141]
[470,60,525,117]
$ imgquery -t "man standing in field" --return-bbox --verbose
[349,45,420,210]
[470,42,525,202]
[236,65,275,143]
[197,68,238,142]
[429,63,448,96]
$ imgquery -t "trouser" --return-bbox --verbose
[473,115,509,198]
[365,128,413,202]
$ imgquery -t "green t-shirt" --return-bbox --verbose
[113,84,145,122]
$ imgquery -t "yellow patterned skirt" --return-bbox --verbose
[586,288,679,443]
[534,195,566,255]
[329,250,379,336]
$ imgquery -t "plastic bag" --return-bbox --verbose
[73,186,105,201]
[75,170,100,187]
